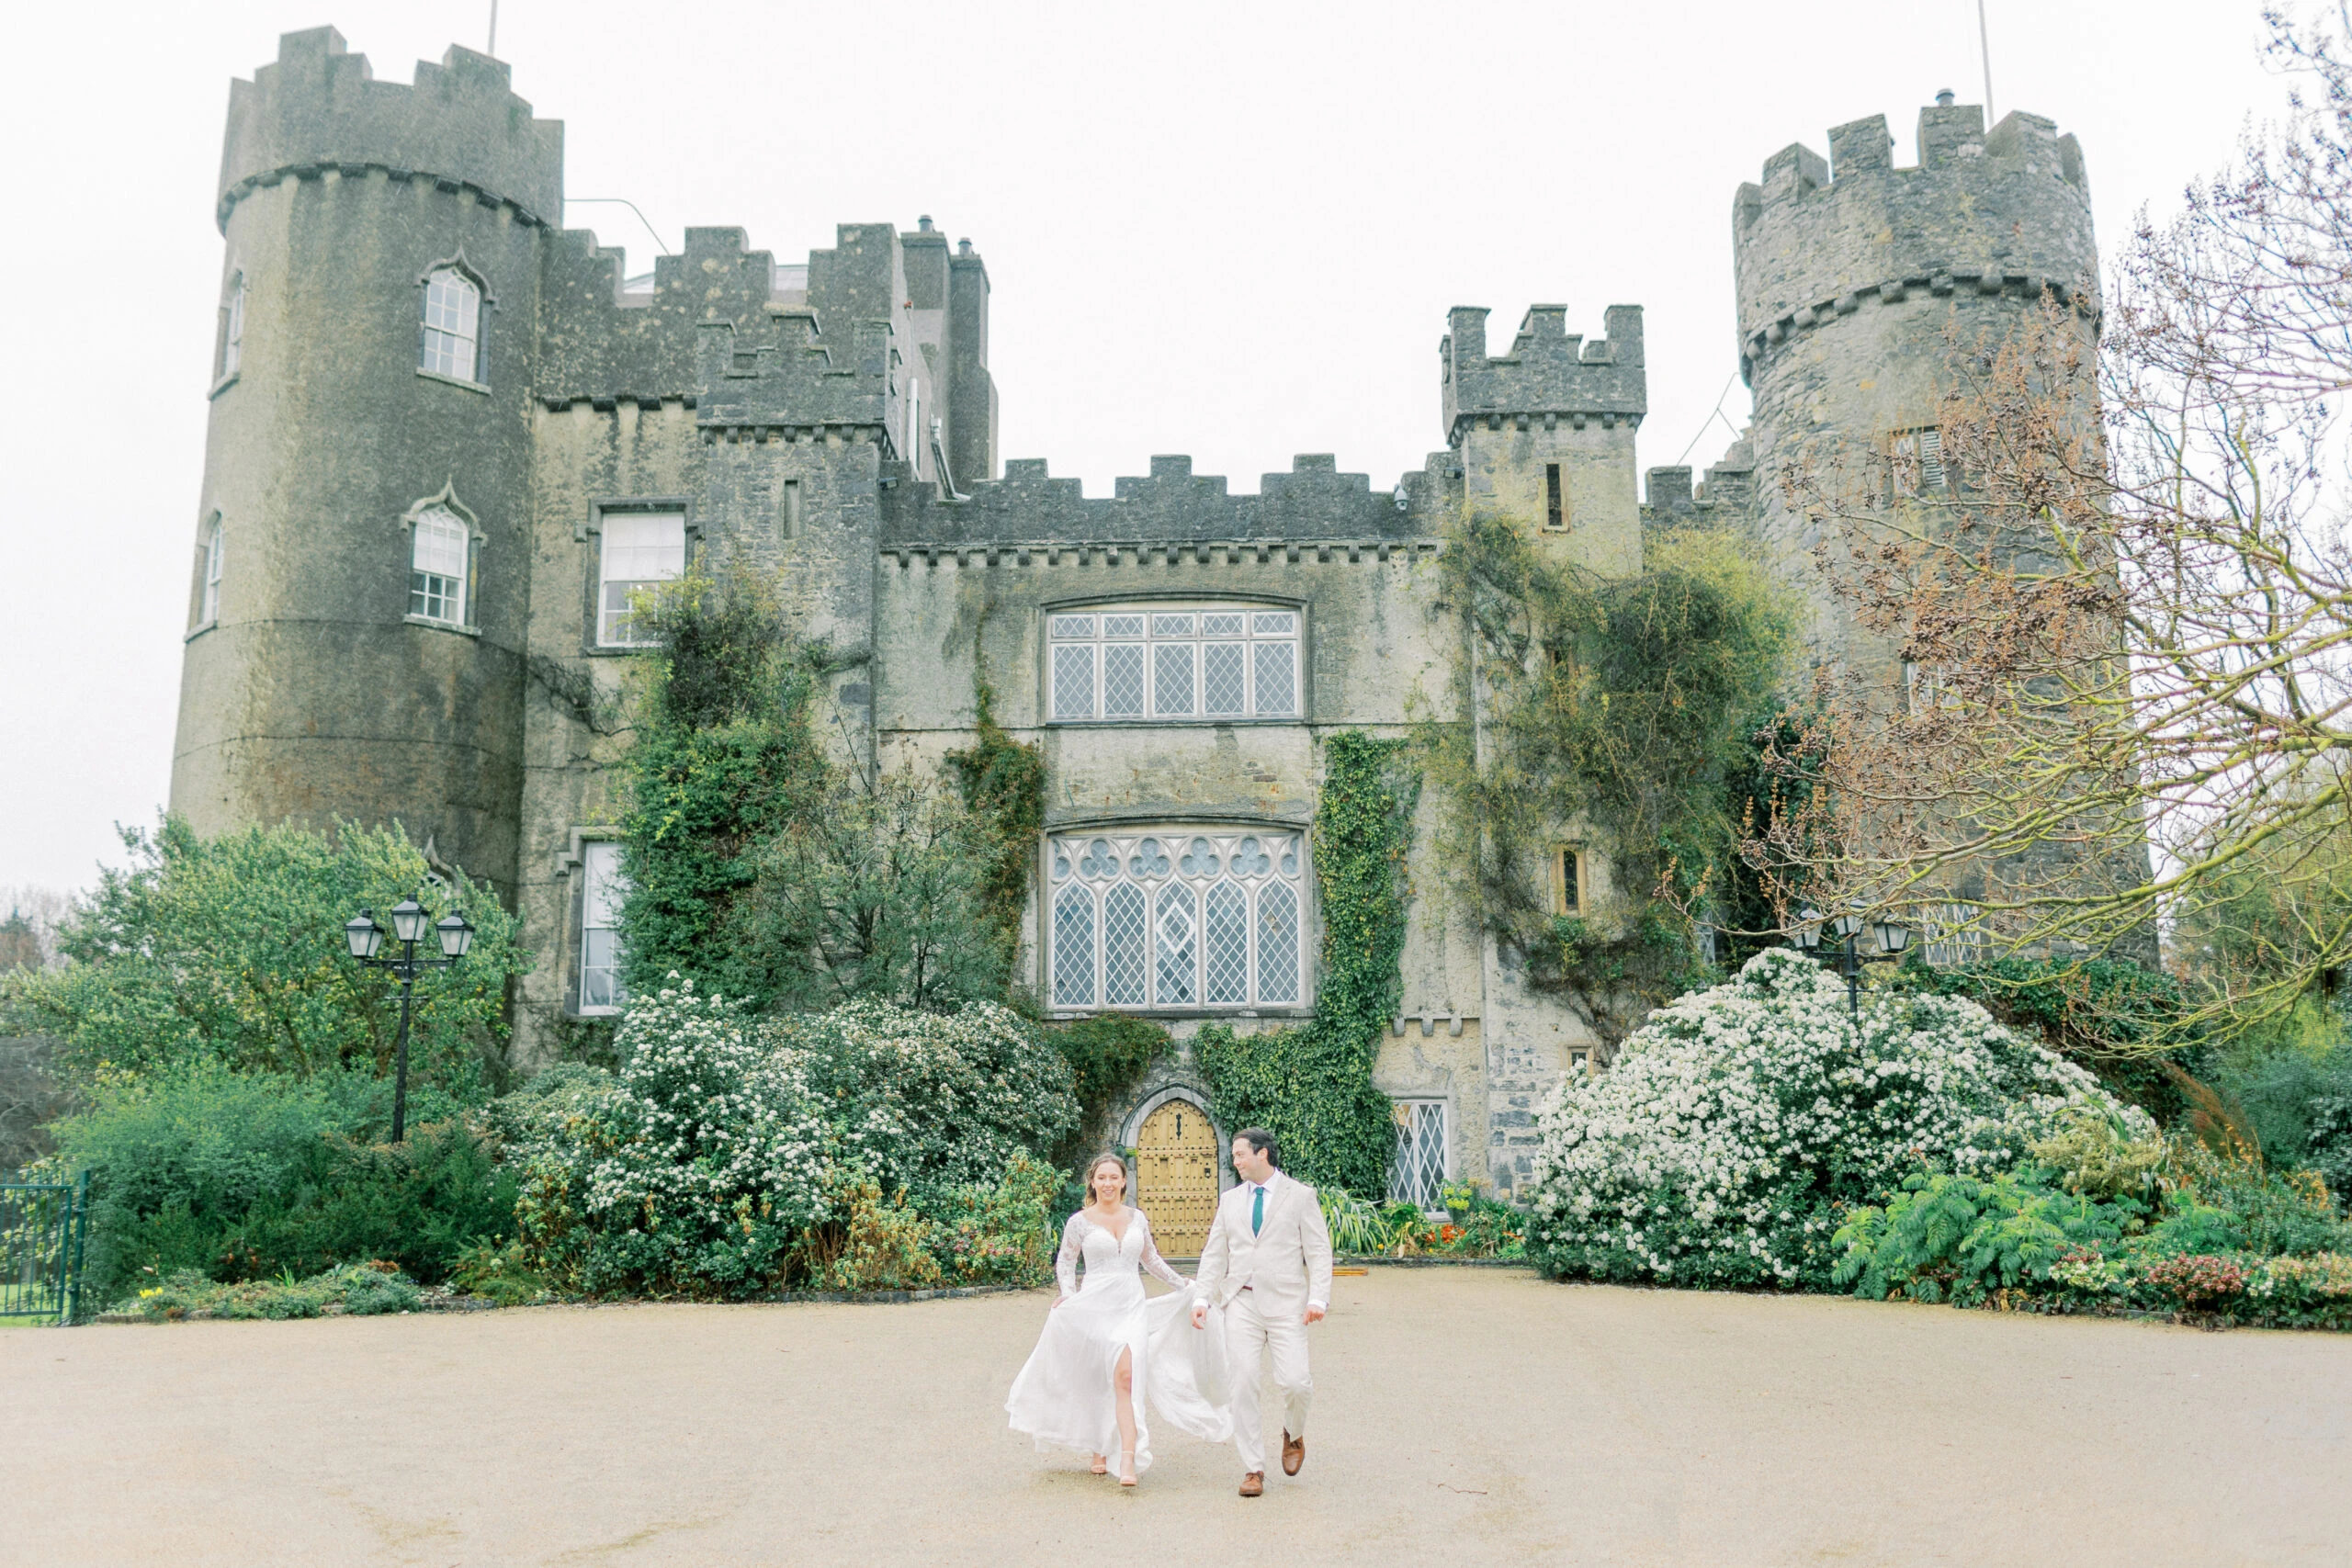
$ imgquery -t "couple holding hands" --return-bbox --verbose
[1005,1128,1335,1496]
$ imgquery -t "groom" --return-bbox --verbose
[1193,1127,1335,1497]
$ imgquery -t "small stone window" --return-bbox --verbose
[1892,428,1947,497]
[220,273,244,379]
[1388,1100,1448,1210]
[578,840,628,1014]
[409,506,470,626]
[1047,828,1306,1012]
[197,515,224,626]
[1544,462,1566,531]
[598,512,687,646]
[1049,604,1300,722]
[1550,846,1584,917]
[1903,660,1960,713]
[419,267,483,382]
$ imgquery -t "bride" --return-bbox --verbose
[1006,1153,1232,1485]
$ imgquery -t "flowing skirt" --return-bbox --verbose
[1005,1274,1233,1472]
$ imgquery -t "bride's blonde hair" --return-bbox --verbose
[1085,1153,1128,1202]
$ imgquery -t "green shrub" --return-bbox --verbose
[2161,1139,2351,1256]
[769,998,1078,1212]
[1525,950,2148,1290]
[123,1261,423,1321]
[1833,1171,2126,1305]
[798,1172,944,1292]
[927,1149,1062,1287]
[508,978,831,1299]
[448,1238,549,1306]
[57,1062,514,1303]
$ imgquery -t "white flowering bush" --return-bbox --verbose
[764,998,1079,1209]
[1524,949,2149,1289]
[509,977,834,1297]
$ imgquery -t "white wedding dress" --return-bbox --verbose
[1005,1206,1233,1472]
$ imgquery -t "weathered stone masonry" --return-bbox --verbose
[169,28,2099,1199]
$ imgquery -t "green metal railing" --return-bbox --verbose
[1,1173,88,1324]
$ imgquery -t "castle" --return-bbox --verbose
[169,28,2098,1241]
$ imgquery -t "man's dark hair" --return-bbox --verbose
[1235,1127,1281,1168]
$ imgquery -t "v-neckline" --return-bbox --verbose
[1088,1205,1133,1246]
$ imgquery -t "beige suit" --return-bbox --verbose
[1194,1170,1334,1474]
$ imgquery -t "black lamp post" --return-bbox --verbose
[1792,907,1911,1022]
[343,897,474,1142]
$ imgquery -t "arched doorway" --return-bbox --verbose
[1134,1097,1220,1258]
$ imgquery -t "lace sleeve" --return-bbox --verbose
[1056,1212,1086,1300]
[1136,1210,1189,1290]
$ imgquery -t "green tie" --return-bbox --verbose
[1251,1184,1264,1236]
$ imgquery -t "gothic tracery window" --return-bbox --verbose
[1047,829,1305,1011]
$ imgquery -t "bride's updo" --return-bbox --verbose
[1085,1152,1128,1203]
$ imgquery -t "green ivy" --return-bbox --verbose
[1197,732,1419,1198]
[1046,1012,1170,1157]
[616,562,831,1009]
[1420,510,1798,1036]
[944,660,1046,976]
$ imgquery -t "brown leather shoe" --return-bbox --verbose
[1282,1430,1306,1476]
[1238,1472,1264,1497]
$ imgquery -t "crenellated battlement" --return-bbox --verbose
[878,451,1430,547]
[218,28,562,231]
[1731,101,2097,383]
[1441,304,1645,446]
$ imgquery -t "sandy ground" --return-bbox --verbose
[5,1267,2348,1567]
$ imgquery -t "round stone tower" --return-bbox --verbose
[171,28,560,897]
[1732,98,2098,688]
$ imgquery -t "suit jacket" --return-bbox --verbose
[1194,1169,1335,1316]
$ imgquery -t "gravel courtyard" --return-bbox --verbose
[6,1266,2347,1566]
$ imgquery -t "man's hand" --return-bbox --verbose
[1303,1303,1326,1325]
[1191,1302,1208,1329]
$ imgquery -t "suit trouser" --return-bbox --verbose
[1226,1289,1312,1474]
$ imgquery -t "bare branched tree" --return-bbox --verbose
[1752,6,2352,1043]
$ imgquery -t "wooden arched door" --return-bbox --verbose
[1135,1100,1220,1258]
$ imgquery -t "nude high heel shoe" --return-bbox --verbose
[1119,1448,1138,1487]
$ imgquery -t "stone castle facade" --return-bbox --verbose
[169,28,2098,1205]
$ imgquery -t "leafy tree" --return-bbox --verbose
[752,762,1011,1010]
[1757,8,2352,1045]
[3,817,523,1094]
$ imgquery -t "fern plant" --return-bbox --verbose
[1833,1171,2124,1305]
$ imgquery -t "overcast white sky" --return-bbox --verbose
[0,0,2300,896]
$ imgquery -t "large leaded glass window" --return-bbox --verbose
[1048,605,1300,721]
[1046,828,1305,1010]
